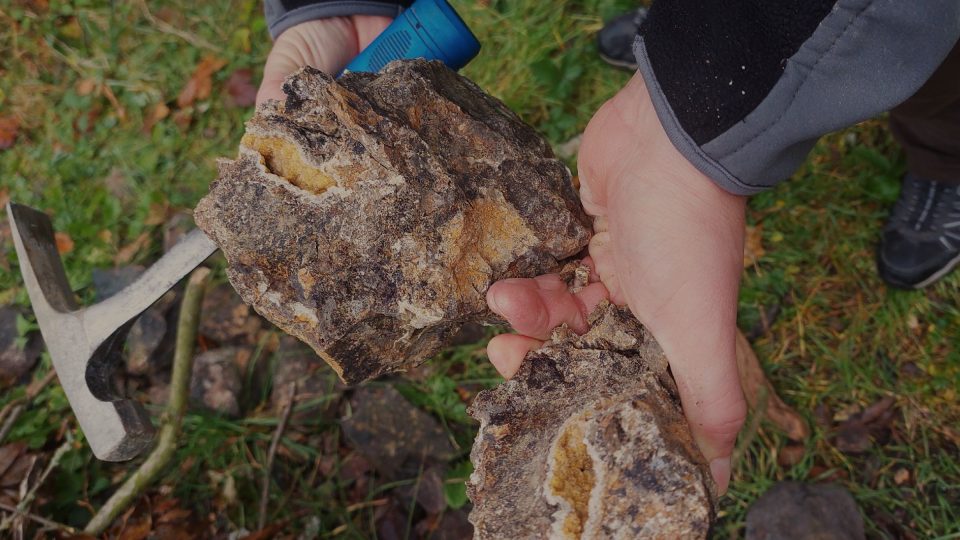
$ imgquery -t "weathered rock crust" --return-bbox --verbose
[468,302,717,539]
[195,60,590,384]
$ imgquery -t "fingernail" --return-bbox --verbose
[709,457,731,496]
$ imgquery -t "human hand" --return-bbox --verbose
[485,72,747,493]
[256,15,393,105]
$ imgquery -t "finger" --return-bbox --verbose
[587,231,626,305]
[486,334,543,379]
[352,15,393,49]
[486,278,608,340]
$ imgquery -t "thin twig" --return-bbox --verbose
[84,268,211,535]
[0,502,75,534]
[0,370,58,445]
[258,382,297,530]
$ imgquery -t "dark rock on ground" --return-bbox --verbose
[270,335,341,419]
[199,283,263,346]
[0,307,42,388]
[341,385,454,479]
[468,302,715,540]
[194,60,590,384]
[189,347,248,417]
[92,266,179,376]
[745,481,865,540]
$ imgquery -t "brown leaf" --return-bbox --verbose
[833,396,897,455]
[0,116,21,150]
[141,102,170,134]
[777,443,805,467]
[0,443,26,480]
[893,468,910,485]
[114,232,151,265]
[177,55,227,108]
[735,329,810,442]
[144,201,171,226]
[55,231,74,254]
[117,517,152,540]
[75,78,98,96]
[172,108,193,131]
[743,224,765,268]
[225,69,258,108]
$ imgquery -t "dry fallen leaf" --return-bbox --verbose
[178,55,227,108]
[144,200,171,226]
[172,108,193,131]
[55,231,74,254]
[225,68,258,108]
[0,116,21,150]
[893,468,910,485]
[833,396,897,455]
[735,329,810,442]
[743,224,765,268]
[76,78,98,96]
[114,232,151,265]
[141,102,170,134]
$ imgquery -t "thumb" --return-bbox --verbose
[667,338,746,495]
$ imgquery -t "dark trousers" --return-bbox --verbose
[890,39,960,185]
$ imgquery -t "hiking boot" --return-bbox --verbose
[877,174,960,288]
[597,6,648,70]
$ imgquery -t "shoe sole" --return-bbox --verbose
[598,53,638,71]
[881,249,960,289]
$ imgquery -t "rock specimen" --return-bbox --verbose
[194,60,590,384]
[468,302,716,539]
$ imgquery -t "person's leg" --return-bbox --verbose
[878,40,960,288]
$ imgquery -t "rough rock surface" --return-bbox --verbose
[194,60,590,384]
[468,302,716,539]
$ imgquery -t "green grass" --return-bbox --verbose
[1,0,958,537]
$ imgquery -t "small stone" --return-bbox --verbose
[270,335,341,419]
[0,307,42,388]
[745,481,865,540]
[92,266,179,376]
[468,303,715,539]
[341,386,454,479]
[199,283,262,346]
[432,510,474,540]
[189,347,248,417]
[194,60,590,384]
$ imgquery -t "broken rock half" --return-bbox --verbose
[194,60,590,384]
[468,303,717,539]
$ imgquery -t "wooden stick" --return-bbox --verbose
[84,268,211,535]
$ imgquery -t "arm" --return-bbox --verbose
[487,0,960,493]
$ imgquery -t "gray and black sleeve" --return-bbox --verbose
[264,0,412,40]
[635,0,960,195]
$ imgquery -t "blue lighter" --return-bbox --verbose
[343,0,481,74]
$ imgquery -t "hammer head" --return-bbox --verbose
[7,203,155,461]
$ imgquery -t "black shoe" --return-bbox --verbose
[597,7,648,70]
[877,174,960,288]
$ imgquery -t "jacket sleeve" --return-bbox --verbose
[264,0,412,39]
[634,0,960,195]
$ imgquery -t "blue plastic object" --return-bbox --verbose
[344,0,481,74]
